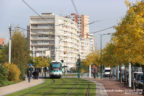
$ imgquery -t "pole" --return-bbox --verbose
[129,63,132,87]
[77,54,80,78]
[9,24,12,63]
[89,65,91,78]
[100,34,103,78]
[33,47,35,61]
[118,66,120,81]
[117,66,119,80]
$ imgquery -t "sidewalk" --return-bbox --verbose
[0,78,44,96]
[85,78,108,96]
[95,78,142,96]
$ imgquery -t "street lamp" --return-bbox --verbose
[8,24,12,63]
[100,33,112,79]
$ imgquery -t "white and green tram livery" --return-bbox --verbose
[49,61,63,78]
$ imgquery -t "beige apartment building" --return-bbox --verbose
[28,13,95,68]
[81,15,90,38]
[80,34,95,60]
[29,13,79,68]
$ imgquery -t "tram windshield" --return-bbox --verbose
[52,64,60,68]
[51,62,61,68]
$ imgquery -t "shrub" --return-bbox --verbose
[0,65,8,86]
[4,63,21,82]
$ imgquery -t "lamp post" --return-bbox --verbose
[9,24,12,63]
[100,33,112,79]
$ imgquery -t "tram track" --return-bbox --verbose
[42,78,66,96]
[65,83,79,96]
[7,78,96,96]
[65,79,80,96]
[19,78,56,96]
[85,84,90,96]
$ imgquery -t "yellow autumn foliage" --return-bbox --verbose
[83,50,100,66]
[4,63,21,82]
[113,1,144,65]
[34,57,51,68]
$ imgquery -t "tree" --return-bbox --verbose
[0,65,8,86]
[102,42,129,81]
[34,57,52,68]
[0,45,8,64]
[4,63,21,82]
[113,1,144,64]
[11,29,30,80]
[82,50,101,74]
[102,43,118,67]
[83,51,100,66]
[0,50,4,63]
[112,0,144,89]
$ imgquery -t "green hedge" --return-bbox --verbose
[0,65,8,86]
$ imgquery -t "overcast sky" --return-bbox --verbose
[0,0,137,49]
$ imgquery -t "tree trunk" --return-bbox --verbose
[120,65,123,83]
[124,66,127,87]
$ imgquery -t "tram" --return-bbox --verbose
[49,61,63,78]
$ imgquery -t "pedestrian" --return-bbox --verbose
[41,67,44,77]
[33,69,39,79]
[27,69,32,83]
[92,65,97,78]
[44,67,47,78]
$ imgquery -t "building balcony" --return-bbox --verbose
[31,37,54,40]
[34,48,50,51]
[31,27,54,29]
[31,43,54,46]
[30,21,54,24]
[31,32,54,35]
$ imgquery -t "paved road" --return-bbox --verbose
[0,78,44,96]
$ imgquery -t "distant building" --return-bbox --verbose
[80,34,95,60]
[80,38,91,60]
[28,13,95,68]
[29,13,79,68]
[81,15,89,38]
[66,13,95,60]
[88,34,95,52]
[66,13,90,38]
[0,38,4,46]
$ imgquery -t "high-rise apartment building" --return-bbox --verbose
[80,38,90,60]
[88,34,95,52]
[29,13,79,68]
[80,34,95,60]
[81,15,89,38]
[66,13,90,38]
[66,13,95,60]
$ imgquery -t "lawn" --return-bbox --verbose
[6,78,96,96]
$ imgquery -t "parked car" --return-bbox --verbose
[135,73,144,89]
[104,67,111,77]
[134,72,143,79]
[122,72,142,85]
